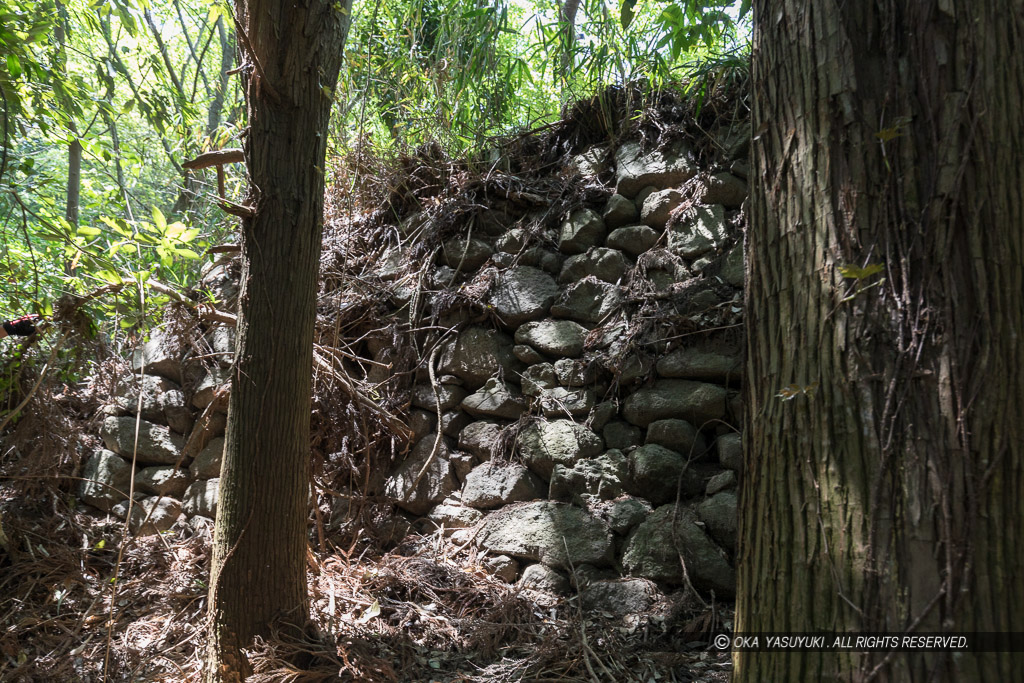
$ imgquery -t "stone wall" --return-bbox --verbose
[78,258,237,534]
[79,131,748,605]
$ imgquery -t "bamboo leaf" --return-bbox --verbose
[838,263,885,280]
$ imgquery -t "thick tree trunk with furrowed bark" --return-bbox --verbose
[201,0,352,680]
[736,1,1024,681]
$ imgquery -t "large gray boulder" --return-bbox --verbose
[602,421,643,451]
[627,444,703,505]
[719,243,744,287]
[442,237,493,271]
[206,325,235,359]
[192,366,231,410]
[602,194,639,228]
[558,248,628,285]
[488,266,559,328]
[520,363,559,397]
[622,505,734,596]
[477,501,613,568]
[100,416,186,465]
[411,384,468,412]
[645,419,706,459]
[571,145,610,177]
[667,204,730,259]
[428,501,484,531]
[606,225,660,256]
[131,329,184,382]
[693,172,747,208]
[579,579,658,616]
[462,463,546,509]
[640,188,686,229]
[514,320,589,358]
[549,449,628,501]
[706,470,737,496]
[189,437,224,479]
[384,435,457,514]
[615,141,698,197]
[595,496,653,535]
[484,555,519,583]
[622,380,727,427]
[553,358,603,387]
[550,278,622,325]
[495,228,528,254]
[134,466,190,498]
[518,563,570,594]
[656,346,743,383]
[559,209,606,255]
[518,419,604,480]
[717,433,742,471]
[79,449,132,512]
[128,496,182,535]
[458,421,505,461]
[538,386,596,419]
[113,374,191,433]
[697,491,737,553]
[461,378,527,420]
[182,478,219,518]
[439,326,520,389]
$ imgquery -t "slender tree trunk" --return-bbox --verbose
[208,17,235,139]
[144,7,186,97]
[65,135,81,227]
[175,16,235,214]
[736,2,1024,681]
[202,0,351,679]
[558,0,581,86]
[55,0,80,275]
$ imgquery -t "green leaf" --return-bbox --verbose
[97,269,123,285]
[77,226,102,237]
[151,207,167,231]
[174,248,199,259]
[838,263,885,280]
[100,215,130,236]
[6,54,22,79]
[620,0,638,30]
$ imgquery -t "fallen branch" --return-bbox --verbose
[146,280,237,326]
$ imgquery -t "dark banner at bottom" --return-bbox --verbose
[713,633,1024,652]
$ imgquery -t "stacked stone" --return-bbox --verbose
[384,138,748,605]
[78,258,234,534]
[77,134,748,607]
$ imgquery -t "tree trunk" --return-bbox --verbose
[736,2,1024,682]
[202,0,351,680]
[65,136,81,228]
[206,16,235,139]
[55,1,81,275]
[558,0,581,84]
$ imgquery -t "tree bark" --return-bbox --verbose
[201,0,351,680]
[736,2,1024,682]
